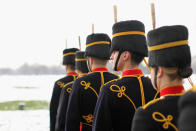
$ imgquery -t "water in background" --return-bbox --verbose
[0,75,64,131]
[0,75,64,102]
[0,74,195,131]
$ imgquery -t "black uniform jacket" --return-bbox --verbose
[65,67,119,131]
[178,86,196,131]
[132,85,185,131]
[92,69,157,131]
[55,74,88,131]
[50,72,78,131]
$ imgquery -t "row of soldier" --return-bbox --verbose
[50,20,196,131]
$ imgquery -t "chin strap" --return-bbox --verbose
[114,50,123,71]
[154,67,158,90]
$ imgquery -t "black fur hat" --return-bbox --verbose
[85,33,111,60]
[63,48,79,65]
[75,51,89,73]
[147,25,191,68]
[111,20,148,57]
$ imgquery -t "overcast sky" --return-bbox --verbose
[0,0,196,69]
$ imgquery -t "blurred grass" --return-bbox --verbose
[0,100,49,110]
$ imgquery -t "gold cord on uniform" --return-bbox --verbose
[110,84,136,110]
[66,88,72,93]
[152,112,178,131]
[80,81,98,97]
[82,114,93,123]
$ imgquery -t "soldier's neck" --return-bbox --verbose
[66,69,75,74]
[159,76,183,91]
[91,64,107,70]
[65,65,75,74]
[121,64,139,73]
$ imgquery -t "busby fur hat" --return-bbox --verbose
[63,48,79,65]
[85,33,111,60]
[75,51,89,73]
[147,25,191,68]
[111,20,148,56]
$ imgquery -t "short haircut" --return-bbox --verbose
[130,52,144,65]
[91,57,108,66]
[76,62,89,73]
[67,65,75,71]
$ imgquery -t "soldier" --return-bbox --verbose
[132,25,192,131]
[55,51,89,131]
[50,48,79,131]
[65,33,119,131]
[178,87,196,131]
[92,20,157,131]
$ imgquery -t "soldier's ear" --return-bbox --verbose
[90,57,93,65]
[157,67,163,78]
[110,51,115,60]
[122,51,130,61]
[89,57,94,69]
[65,65,68,72]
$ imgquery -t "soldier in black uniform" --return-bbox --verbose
[65,33,119,131]
[50,48,79,131]
[132,25,192,131]
[55,51,89,131]
[178,86,196,131]
[92,20,157,131]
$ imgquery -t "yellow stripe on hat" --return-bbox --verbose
[63,52,76,56]
[86,41,110,48]
[75,58,88,61]
[112,31,145,38]
[148,40,188,51]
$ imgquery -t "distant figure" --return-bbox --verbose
[55,51,89,131]
[178,86,196,131]
[65,33,119,131]
[50,48,79,131]
[132,25,192,131]
[92,20,157,131]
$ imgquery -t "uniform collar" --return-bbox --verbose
[160,85,184,97]
[92,67,108,72]
[122,69,143,77]
[67,72,78,76]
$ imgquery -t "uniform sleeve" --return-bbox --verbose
[92,85,113,131]
[131,107,155,131]
[50,82,62,131]
[178,91,196,131]
[55,86,70,131]
[65,80,81,131]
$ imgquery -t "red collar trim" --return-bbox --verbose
[122,69,143,77]
[67,72,78,76]
[160,85,184,97]
[92,67,108,72]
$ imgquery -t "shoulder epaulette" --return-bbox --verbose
[142,98,164,110]
[103,78,119,86]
